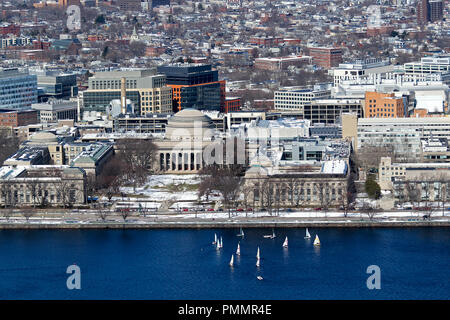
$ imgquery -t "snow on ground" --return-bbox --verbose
[117,174,222,206]
[119,174,200,202]
[154,210,450,220]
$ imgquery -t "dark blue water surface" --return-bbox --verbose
[0,228,448,300]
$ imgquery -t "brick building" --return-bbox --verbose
[224,97,242,113]
[308,47,343,69]
[364,92,405,118]
[0,109,39,128]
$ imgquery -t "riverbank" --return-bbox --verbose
[0,219,449,229]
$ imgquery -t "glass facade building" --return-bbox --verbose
[0,68,37,110]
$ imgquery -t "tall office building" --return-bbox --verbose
[429,0,444,22]
[82,69,172,115]
[117,0,142,11]
[417,0,429,25]
[157,64,225,112]
[30,69,78,102]
[0,68,38,111]
[417,0,443,24]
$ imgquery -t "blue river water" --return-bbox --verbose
[0,227,448,300]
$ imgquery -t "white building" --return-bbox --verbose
[329,58,393,86]
[357,117,450,159]
[274,84,331,112]
[403,55,450,75]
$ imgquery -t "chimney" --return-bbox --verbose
[121,77,126,114]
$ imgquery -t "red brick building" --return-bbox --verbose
[249,37,283,47]
[308,46,343,69]
[0,110,38,128]
[0,24,20,36]
[224,97,242,113]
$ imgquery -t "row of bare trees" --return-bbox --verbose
[394,174,449,218]
[199,165,244,218]
[93,139,158,202]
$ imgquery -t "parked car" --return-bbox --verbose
[236,208,244,212]
[182,208,188,212]
[208,208,214,211]
[314,207,322,211]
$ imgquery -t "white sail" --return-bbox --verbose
[216,239,220,250]
[256,247,260,260]
[272,229,276,238]
[313,234,321,246]
[229,255,234,266]
[305,228,311,239]
[283,236,288,248]
[220,237,223,248]
[213,233,217,244]
[256,258,260,267]
[236,242,240,256]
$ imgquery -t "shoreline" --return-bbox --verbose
[0,220,449,229]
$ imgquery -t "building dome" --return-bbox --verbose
[29,131,58,143]
[165,108,216,141]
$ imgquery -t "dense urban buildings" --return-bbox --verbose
[308,47,343,69]
[0,68,37,110]
[82,69,172,115]
[157,64,225,112]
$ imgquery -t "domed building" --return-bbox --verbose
[165,108,216,141]
[28,131,59,144]
[154,108,221,173]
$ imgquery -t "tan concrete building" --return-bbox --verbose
[0,165,86,207]
[378,156,450,191]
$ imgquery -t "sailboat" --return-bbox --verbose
[304,228,311,239]
[263,228,276,239]
[237,227,244,237]
[282,236,288,248]
[256,247,261,266]
[313,234,321,246]
[216,237,223,250]
[212,233,217,245]
[257,276,263,280]
[229,254,234,267]
[236,242,241,256]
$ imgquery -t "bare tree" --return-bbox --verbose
[0,127,20,165]
[436,177,449,217]
[97,157,125,202]
[361,202,377,221]
[96,206,110,222]
[241,183,254,217]
[26,179,39,208]
[260,178,275,216]
[22,208,34,222]
[2,208,13,222]
[314,182,333,212]
[120,208,131,222]
[405,181,421,209]
[116,139,158,192]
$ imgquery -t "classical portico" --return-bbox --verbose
[154,108,219,173]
